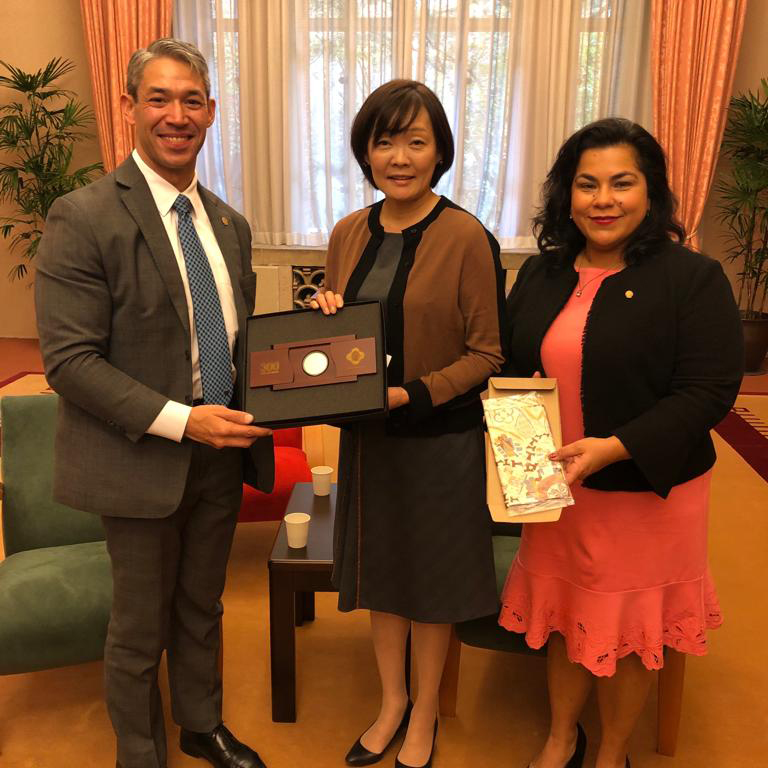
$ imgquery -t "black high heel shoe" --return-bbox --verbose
[566,723,587,768]
[345,701,413,766]
[395,719,438,768]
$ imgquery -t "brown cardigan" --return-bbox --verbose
[325,196,506,435]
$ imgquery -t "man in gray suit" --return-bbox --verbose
[36,39,272,768]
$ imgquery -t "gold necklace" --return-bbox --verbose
[574,257,622,297]
[575,268,612,297]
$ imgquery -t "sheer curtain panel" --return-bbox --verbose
[173,0,242,208]
[176,0,652,247]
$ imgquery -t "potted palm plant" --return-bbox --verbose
[715,78,768,373]
[0,58,102,281]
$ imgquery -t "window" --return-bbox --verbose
[176,0,651,247]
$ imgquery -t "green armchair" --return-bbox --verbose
[0,394,111,675]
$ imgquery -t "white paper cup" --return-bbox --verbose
[310,465,333,496]
[284,512,310,548]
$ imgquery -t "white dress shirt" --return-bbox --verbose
[133,150,239,442]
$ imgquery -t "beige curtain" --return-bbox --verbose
[651,0,747,249]
[80,0,173,171]
[173,1,652,246]
[173,0,242,208]
[233,0,653,247]
[238,1,298,245]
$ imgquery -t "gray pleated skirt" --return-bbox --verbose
[332,420,498,623]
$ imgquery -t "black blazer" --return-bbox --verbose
[505,243,744,498]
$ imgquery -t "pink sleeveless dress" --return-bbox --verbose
[498,268,722,676]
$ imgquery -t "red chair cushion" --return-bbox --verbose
[239,439,312,522]
[272,427,302,449]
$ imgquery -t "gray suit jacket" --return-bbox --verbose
[35,156,274,518]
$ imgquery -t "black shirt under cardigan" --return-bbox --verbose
[505,242,744,498]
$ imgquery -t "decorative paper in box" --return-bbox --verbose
[483,377,573,523]
[242,301,387,428]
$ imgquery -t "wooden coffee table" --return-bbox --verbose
[267,482,336,722]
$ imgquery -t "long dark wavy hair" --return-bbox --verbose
[533,118,686,268]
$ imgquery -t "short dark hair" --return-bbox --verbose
[126,38,210,99]
[350,80,454,189]
[533,117,686,268]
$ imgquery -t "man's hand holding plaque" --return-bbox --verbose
[242,299,387,428]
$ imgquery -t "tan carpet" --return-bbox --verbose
[0,373,50,397]
[741,364,768,395]
[2,339,767,766]
[738,394,768,424]
[2,431,767,767]
[0,339,42,384]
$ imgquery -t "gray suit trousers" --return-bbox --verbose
[102,443,243,768]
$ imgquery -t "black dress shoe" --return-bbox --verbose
[395,719,437,768]
[345,701,413,766]
[565,723,586,768]
[180,723,266,768]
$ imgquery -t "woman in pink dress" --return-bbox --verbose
[499,118,743,768]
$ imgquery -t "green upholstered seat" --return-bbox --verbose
[0,394,112,675]
[454,533,545,655]
[492,533,521,594]
[0,540,111,673]
[1,394,104,556]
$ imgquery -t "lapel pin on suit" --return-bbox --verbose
[625,290,634,299]
[221,216,230,226]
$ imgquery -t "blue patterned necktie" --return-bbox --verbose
[173,194,233,406]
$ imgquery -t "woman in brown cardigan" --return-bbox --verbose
[311,80,506,768]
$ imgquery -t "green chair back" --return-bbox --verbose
[1,394,104,556]
[455,533,546,655]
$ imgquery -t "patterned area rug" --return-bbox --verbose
[714,395,768,483]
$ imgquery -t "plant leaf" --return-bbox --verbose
[0,57,103,279]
